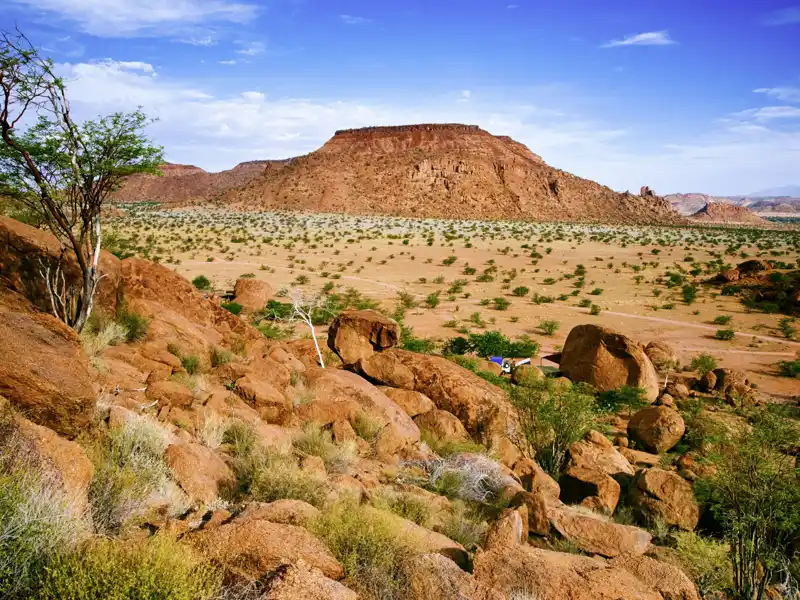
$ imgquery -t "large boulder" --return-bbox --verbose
[261,559,357,600]
[0,310,95,438]
[628,406,685,454]
[233,278,273,312]
[405,553,473,600]
[472,544,696,600]
[379,387,435,418]
[559,325,659,403]
[629,468,700,530]
[189,519,344,581]
[297,367,420,458]
[0,414,93,513]
[414,409,471,442]
[357,349,521,465]
[0,216,122,315]
[549,506,652,558]
[712,368,755,405]
[237,499,321,527]
[234,375,293,424]
[645,341,679,372]
[164,442,235,503]
[327,310,400,366]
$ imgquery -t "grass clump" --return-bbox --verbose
[88,414,175,534]
[437,500,488,552]
[510,379,596,476]
[420,429,487,457]
[373,491,432,527]
[352,412,383,442]
[39,536,221,600]
[293,422,357,474]
[538,319,560,336]
[115,304,149,342]
[180,354,202,375]
[80,310,128,356]
[312,502,413,600]
[210,346,233,368]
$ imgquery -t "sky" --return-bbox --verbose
[2,0,800,195]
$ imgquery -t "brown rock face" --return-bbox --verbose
[559,466,621,514]
[414,408,471,442]
[189,519,344,581]
[261,560,357,600]
[404,553,473,600]
[379,387,435,417]
[549,506,652,558]
[112,160,284,206]
[0,311,95,438]
[233,278,273,311]
[237,499,321,527]
[645,341,679,371]
[628,406,686,454]
[164,442,235,503]
[560,325,660,403]
[357,348,521,465]
[691,202,764,224]
[629,468,700,530]
[227,124,683,225]
[327,309,400,366]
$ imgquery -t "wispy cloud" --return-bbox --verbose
[179,36,218,46]
[507,4,519,8]
[218,59,237,65]
[235,41,265,55]
[458,90,472,103]
[602,30,677,48]
[763,6,800,25]
[340,14,372,25]
[9,0,258,37]
[754,87,800,103]
[734,106,800,121]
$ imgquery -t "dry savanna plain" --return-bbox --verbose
[107,207,800,402]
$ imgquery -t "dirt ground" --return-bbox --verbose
[109,208,800,401]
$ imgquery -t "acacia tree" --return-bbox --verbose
[0,30,163,332]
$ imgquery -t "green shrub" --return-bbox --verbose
[713,315,732,325]
[424,292,441,308]
[492,297,511,311]
[510,380,596,476]
[249,450,327,508]
[444,331,539,359]
[180,354,201,375]
[511,286,529,297]
[777,359,800,378]
[191,275,212,291]
[673,532,732,600]
[714,329,735,341]
[690,353,718,375]
[682,284,698,305]
[40,536,221,600]
[578,298,592,308]
[399,326,437,354]
[539,319,560,336]
[374,492,432,527]
[116,305,149,342]
[312,502,412,600]
[293,422,357,474]
[220,301,243,315]
[596,386,648,414]
[589,304,601,316]
[589,288,604,296]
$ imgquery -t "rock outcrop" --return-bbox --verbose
[628,406,685,453]
[327,310,400,366]
[233,278,273,312]
[559,324,660,403]
[629,468,700,530]
[690,202,764,224]
[226,124,683,225]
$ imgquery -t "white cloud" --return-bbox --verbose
[733,106,800,121]
[602,31,677,48]
[763,6,800,26]
[507,4,519,9]
[235,41,265,56]
[9,0,258,37]
[179,36,217,46]
[754,87,800,103]
[218,59,237,65]
[49,58,800,195]
[340,14,372,25]
[458,90,472,103]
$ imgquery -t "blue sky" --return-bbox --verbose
[3,0,799,195]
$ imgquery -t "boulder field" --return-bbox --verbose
[1,215,764,599]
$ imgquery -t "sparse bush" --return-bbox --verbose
[714,328,735,341]
[511,286,529,297]
[596,386,648,414]
[589,304,601,316]
[589,288,604,296]
[420,429,487,457]
[249,450,327,508]
[539,319,560,336]
[492,297,511,311]
[438,500,488,552]
[353,412,383,442]
[210,347,233,368]
[80,311,128,356]
[191,275,212,290]
[220,301,243,316]
[181,354,202,375]
[373,491,432,527]
[312,502,412,600]
[116,305,149,342]
[691,353,718,375]
[713,315,732,325]
[40,536,221,600]
[510,379,596,476]
[778,359,800,378]
[293,422,357,474]
[417,454,516,504]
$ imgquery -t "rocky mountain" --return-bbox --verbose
[689,202,764,224]
[667,192,800,215]
[746,184,800,198]
[226,124,683,225]
[112,160,289,206]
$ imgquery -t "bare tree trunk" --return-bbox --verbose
[309,323,325,369]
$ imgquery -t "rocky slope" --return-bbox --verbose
[690,202,764,224]
[226,124,683,225]
[667,192,800,215]
[112,160,287,206]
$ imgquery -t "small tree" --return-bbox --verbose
[288,288,328,368]
[0,30,163,332]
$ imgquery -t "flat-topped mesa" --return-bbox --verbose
[333,124,486,137]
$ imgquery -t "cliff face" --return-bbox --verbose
[226,124,683,225]
[112,160,287,206]
[690,202,764,224]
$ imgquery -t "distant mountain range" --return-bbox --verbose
[665,190,800,216]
